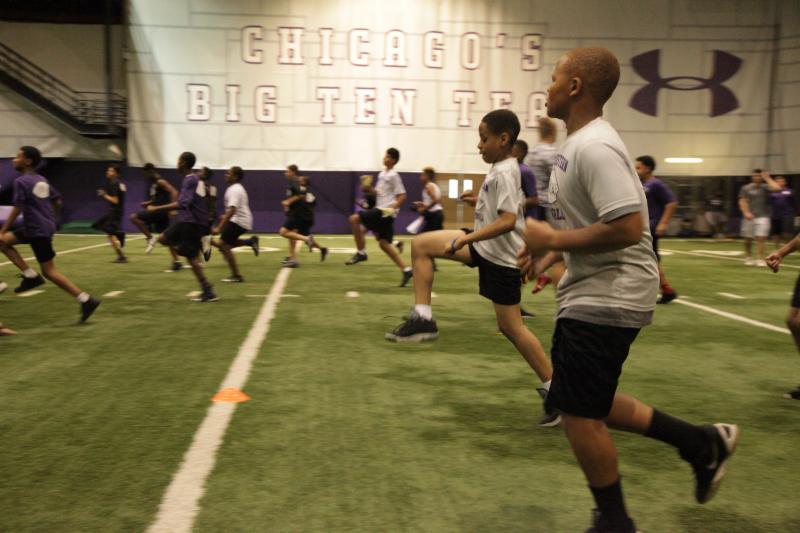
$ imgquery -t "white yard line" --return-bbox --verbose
[146,268,291,533]
[16,290,44,298]
[346,291,360,298]
[0,236,144,268]
[674,299,790,335]
[716,292,745,300]
[103,291,125,298]
[662,248,800,270]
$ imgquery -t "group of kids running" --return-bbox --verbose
[15,45,800,532]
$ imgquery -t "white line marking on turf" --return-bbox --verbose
[431,292,438,298]
[103,291,125,298]
[662,248,800,270]
[17,290,44,298]
[346,291,359,298]
[716,292,745,300]
[0,236,144,268]
[674,299,789,335]
[186,291,201,298]
[147,267,291,533]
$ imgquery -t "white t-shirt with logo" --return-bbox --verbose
[375,168,406,208]
[548,117,658,326]
[473,156,525,269]
[224,182,253,230]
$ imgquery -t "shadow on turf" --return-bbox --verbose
[677,506,792,532]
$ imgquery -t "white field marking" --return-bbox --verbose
[662,248,800,270]
[163,265,191,273]
[186,291,201,298]
[691,250,743,256]
[0,236,144,268]
[658,250,674,256]
[716,292,745,300]
[147,267,291,533]
[103,290,125,298]
[346,291,359,298]
[431,292,438,298]
[17,290,44,298]
[328,247,358,254]
[280,294,299,298]
[674,299,790,335]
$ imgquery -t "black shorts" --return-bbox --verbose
[92,214,122,236]
[771,217,795,237]
[651,232,660,262]
[283,216,313,236]
[421,210,444,232]
[792,275,800,309]
[161,222,206,259]
[466,243,522,306]
[12,228,56,263]
[359,208,394,241]
[136,208,170,233]
[546,318,640,419]
[221,222,247,245]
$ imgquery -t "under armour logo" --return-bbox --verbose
[629,49,742,117]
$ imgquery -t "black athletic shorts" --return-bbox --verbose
[221,221,247,245]
[92,214,122,236]
[283,215,312,236]
[359,208,394,241]
[12,228,56,263]
[161,221,206,259]
[792,274,800,309]
[421,210,444,232]
[651,232,661,262]
[136,208,170,233]
[771,217,795,237]
[546,318,640,419]
[465,243,522,306]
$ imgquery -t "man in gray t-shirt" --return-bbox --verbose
[739,169,780,266]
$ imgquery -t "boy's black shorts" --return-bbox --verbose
[651,232,661,262]
[283,215,312,236]
[792,274,800,309]
[546,318,640,419]
[221,222,247,245]
[161,222,205,259]
[136,208,170,233]
[466,243,522,306]
[421,210,444,232]
[92,214,122,236]
[12,229,56,263]
[358,208,394,241]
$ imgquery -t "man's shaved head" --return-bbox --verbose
[562,47,620,105]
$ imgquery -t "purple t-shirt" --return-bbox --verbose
[176,172,209,226]
[642,177,676,229]
[13,173,61,238]
[770,189,795,219]
[519,163,538,219]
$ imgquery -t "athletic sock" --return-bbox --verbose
[541,379,551,392]
[23,268,37,278]
[589,479,633,532]
[645,408,709,462]
[200,278,212,292]
[414,304,433,320]
[403,266,412,272]
[358,249,366,255]
[77,292,90,303]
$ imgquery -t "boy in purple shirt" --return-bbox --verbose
[635,155,679,303]
[770,176,795,247]
[0,146,100,323]
[512,139,538,318]
[148,151,218,302]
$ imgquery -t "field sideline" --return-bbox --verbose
[1,235,798,532]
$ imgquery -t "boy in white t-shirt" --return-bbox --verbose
[386,109,558,428]
[518,47,738,532]
[210,166,259,283]
[346,147,413,287]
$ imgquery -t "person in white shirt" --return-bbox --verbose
[346,147,413,287]
[518,47,738,532]
[386,109,558,428]
[210,166,259,283]
[413,166,444,232]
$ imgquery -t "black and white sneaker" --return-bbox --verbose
[171,261,183,272]
[201,235,212,261]
[345,252,368,265]
[521,307,536,318]
[282,259,300,268]
[80,297,101,323]
[250,236,260,256]
[585,509,639,533]
[692,423,739,504]
[783,386,800,400]
[536,388,561,427]
[221,275,244,283]
[385,311,438,342]
[191,289,219,302]
[14,274,45,293]
[400,269,413,287]
[320,247,329,262]
[658,291,678,304]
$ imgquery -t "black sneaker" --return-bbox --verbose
[113,256,128,264]
[385,311,438,342]
[783,386,800,400]
[14,274,45,293]
[116,232,126,248]
[221,275,244,283]
[345,252,368,265]
[80,297,101,323]
[658,291,677,304]
[171,261,183,272]
[691,423,739,504]
[282,259,300,268]
[250,236,260,256]
[521,307,536,318]
[585,509,638,533]
[191,289,219,302]
[400,269,413,287]
[320,247,329,262]
[536,388,561,427]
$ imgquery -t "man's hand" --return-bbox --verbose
[524,218,556,256]
[444,235,465,256]
[655,222,668,236]
[211,225,221,236]
[744,211,754,220]
[516,246,536,280]
[459,190,477,206]
[96,189,106,197]
[766,252,782,273]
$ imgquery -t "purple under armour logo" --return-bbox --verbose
[629,49,742,117]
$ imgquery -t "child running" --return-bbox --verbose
[279,165,328,268]
[210,166,260,282]
[91,163,128,263]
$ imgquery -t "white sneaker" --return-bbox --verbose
[145,236,157,254]
[0,281,7,294]
[744,258,755,266]
[755,259,767,267]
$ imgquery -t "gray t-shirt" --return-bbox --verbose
[473,156,525,269]
[739,183,771,218]
[524,142,558,206]
[549,118,659,328]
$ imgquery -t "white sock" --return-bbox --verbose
[414,304,433,320]
[358,249,366,255]
[23,268,37,278]
[403,266,412,272]
[541,380,551,391]
[77,292,90,303]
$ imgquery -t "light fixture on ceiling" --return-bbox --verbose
[664,157,703,164]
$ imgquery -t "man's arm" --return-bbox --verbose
[656,200,677,236]
[0,206,21,234]
[157,178,179,202]
[213,206,236,234]
[390,192,406,209]
[448,211,516,254]
[738,196,753,220]
[525,195,539,209]
[524,211,643,257]
[767,232,800,272]
[762,171,781,192]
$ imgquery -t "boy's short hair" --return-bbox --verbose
[200,166,213,180]
[230,166,244,181]
[482,109,520,145]
[288,164,299,175]
[20,146,42,168]
[143,162,156,171]
[179,151,196,169]
[108,163,122,175]
[514,140,529,154]
[386,147,400,163]
[752,168,763,174]
[636,155,656,171]
[422,166,436,180]
[538,117,556,138]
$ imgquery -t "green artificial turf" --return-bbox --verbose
[1,235,799,532]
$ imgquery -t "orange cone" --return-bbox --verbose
[212,388,251,403]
